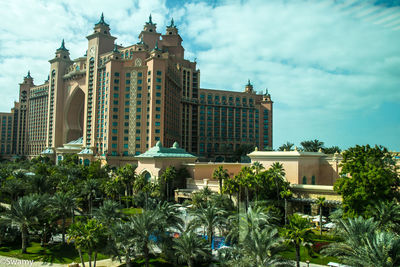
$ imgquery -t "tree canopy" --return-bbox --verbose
[334,145,400,217]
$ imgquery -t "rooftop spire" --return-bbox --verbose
[247,79,251,86]
[57,39,68,51]
[148,14,153,24]
[154,40,160,51]
[137,36,145,45]
[96,12,109,27]
[25,71,32,79]
[168,18,175,28]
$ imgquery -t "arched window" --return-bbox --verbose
[311,175,316,185]
[143,171,151,182]
[84,159,90,166]
[302,176,307,184]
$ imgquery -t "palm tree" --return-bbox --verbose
[300,139,324,152]
[252,161,264,175]
[280,190,292,225]
[129,210,164,267]
[242,227,294,266]
[236,166,255,211]
[116,164,137,202]
[315,196,326,235]
[156,201,184,231]
[371,200,400,233]
[212,166,230,195]
[50,192,75,244]
[68,219,106,267]
[323,217,400,266]
[4,194,44,253]
[82,178,99,216]
[94,200,122,228]
[189,203,227,249]
[160,166,177,201]
[109,221,137,267]
[283,214,312,267]
[278,142,294,151]
[173,230,210,267]
[270,162,286,200]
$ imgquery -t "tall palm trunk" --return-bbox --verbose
[78,248,85,267]
[219,179,222,195]
[94,251,97,267]
[21,224,27,253]
[245,187,249,211]
[88,249,92,267]
[144,241,150,267]
[207,227,213,249]
[284,198,288,225]
[319,205,323,236]
[62,217,66,243]
[295,242,300,267]
[126,253,131,267]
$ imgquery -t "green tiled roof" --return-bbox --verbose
[136,141,197,159]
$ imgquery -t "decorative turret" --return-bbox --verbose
[150,40,163,58]
[263,88,272,102]
[96,12,109,27]
[153,40,161,51]
[93,12,111,35]
[245,79,254,93]
[54,39,70,60]
[57,39,68,52]
[139,14,161,50]
[143,14,157,33]
[166,18,178,35]
[25,71,32,79]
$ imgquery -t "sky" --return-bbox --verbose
[0,0,399,151]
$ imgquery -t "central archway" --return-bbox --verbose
[65,87,85,143]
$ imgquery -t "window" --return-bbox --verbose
[155,129,160,133]
[311,175,316,185]
[303,204,311,215]
[155,114,160,119]
[112,143,117,148]
[112,136,117,141]
[138,72,142,77]
[156,78,161,83]
[155,122,160,126]
[156,92,161,97]
[112,129,117,134]
[156,85,161,90]
[302,176,307,184]
[156,70,162,75]
[114,72,120,77]
[124,144,128,148]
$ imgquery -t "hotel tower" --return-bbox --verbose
[1,14,273,165]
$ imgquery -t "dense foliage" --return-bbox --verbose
[334,145,400,217]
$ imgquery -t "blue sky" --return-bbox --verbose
[0,0,399,151]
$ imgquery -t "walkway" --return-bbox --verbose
[0,255,121,267]
[0,254,328,267]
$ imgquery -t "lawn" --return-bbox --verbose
[121,207,143,215]
[279,232,341,265]
[280,244,338,265]
[0,242,108,264]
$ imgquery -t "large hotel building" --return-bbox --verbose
[0,15,273,165]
